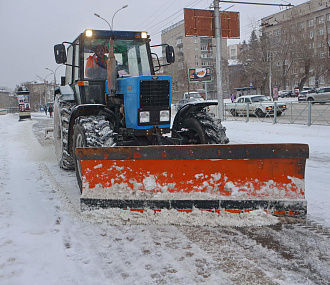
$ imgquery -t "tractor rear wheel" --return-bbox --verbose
[54,97,75,170]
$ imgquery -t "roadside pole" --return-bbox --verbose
[214,0,224,120]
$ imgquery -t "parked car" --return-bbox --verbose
[305,87,330,103]
[298,90,309,102]
[279,90,292,98]
[226,95,287,117]
[176,97,204,111]
[291,89,300,97]
[183,91,203,100]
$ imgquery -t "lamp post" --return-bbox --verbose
[45,66,62,102]
[111,5,128,30]
[45,65,62,86]
[214,0,224,120]
[94,5,128,30]
[37,74,52,106]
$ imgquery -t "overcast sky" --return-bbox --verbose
[0,0,306,90]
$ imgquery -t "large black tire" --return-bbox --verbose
[73,116,115,192]
[54,97,75,170]
[180,111,229,144]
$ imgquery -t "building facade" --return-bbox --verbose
[0,89,17,112]
[261,0,330,90]
[161,20,228,102]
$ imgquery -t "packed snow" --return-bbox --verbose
[0,112,330,284]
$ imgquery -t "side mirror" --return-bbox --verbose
[165,45,175,64]
[54,44,67,64]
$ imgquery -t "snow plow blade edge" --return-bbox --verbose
[76,144,309,217]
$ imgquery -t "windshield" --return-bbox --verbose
[189,93,201,98]
[83,38,152,80]
[251,96,270,102]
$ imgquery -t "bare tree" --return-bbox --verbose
[290,31,314,91]
[238,30,269,94]
[269,24,296,90]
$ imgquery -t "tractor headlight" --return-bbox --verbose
[141,32,148,39]
[139,111,150,123]
[160,110,170,122]
[85,30,93,37]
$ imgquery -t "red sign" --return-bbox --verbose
[184,8,240,39]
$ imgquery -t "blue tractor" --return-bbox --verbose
[53,29,228,191]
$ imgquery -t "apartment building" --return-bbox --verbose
[161,20,228,101]
[261,0,330,89]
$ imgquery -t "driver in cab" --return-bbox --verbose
[85,45,108,79]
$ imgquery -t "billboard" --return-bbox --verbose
[184,8,240,39]
[189,68,212,82]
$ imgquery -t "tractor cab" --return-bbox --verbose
[54,30,174,106]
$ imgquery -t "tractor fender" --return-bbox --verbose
[172,101,218,130]
[67,104,117,156]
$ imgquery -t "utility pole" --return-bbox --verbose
[214,0,224,120]
[267,51,272,100]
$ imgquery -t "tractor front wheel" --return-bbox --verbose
[179,111,229,144]
[73,116,115,193]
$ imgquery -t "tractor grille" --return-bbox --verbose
[140,80,170,108]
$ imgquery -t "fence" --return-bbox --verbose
[223,101,330,126]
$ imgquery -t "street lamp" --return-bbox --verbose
[111,5,128,30]
[94,5,128,31]
[36,73,52,106]
[94,13,111,30]
[45,65,62,86]
[45,66,62,102]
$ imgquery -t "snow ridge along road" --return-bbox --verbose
[1,112,330,284]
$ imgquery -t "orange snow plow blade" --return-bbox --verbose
[76,144,309,218]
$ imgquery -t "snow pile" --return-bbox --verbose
[81,208,279,227]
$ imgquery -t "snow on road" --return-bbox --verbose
[1,112,330,284]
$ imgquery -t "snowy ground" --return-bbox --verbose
[1,112,330,284]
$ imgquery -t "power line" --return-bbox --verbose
[218,1,293,7]
[148,0,204,35]
[145,0,202,33]
[135,0,177,30]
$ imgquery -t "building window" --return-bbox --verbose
[307,19,314,27]
[201,53,212,59]
[327,13,330,22]
[317,16,324,24]
[317,29,324,36]
[194,39,198,44]
[319,52,325,58]
[309,31,314,39]
[317,42,324,48]
[195,54,199,59]
[298,22,305,30]
[176,38,183,45]
[230,48,236,58]
[274,29,280,36]
[195,62,199,66]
